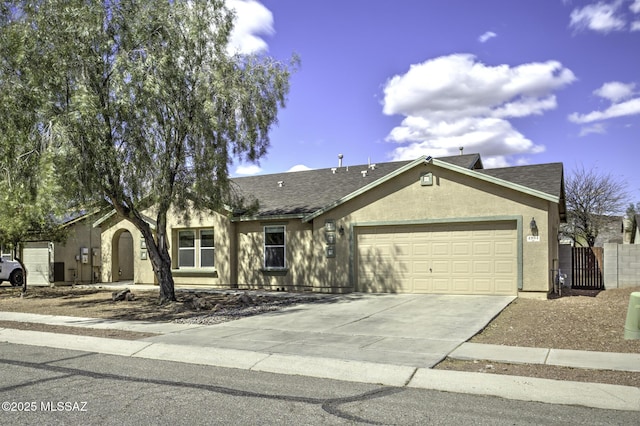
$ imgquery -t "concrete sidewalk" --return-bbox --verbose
[1,303,639,411]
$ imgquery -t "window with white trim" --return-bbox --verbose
[264,225,285,269]
[200,230,215,267]
[176,229,214,268]
[178,230,195,267]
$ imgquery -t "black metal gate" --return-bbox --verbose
[571,247,603,289]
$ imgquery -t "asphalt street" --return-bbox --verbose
[1,343,638,425]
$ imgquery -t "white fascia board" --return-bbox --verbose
[230,213,306,223]
[92,210,116,228]
[92,209,157,230]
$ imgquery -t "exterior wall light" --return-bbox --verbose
[338,225,345,236]
[530,217,538,236]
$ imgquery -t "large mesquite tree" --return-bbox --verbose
[0,1,295,302]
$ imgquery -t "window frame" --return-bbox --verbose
[199,229,215,268]
[177,230,196,268]
[175,228,215,270]
[263,225,286,269]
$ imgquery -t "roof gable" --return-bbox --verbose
[231,154,565,221]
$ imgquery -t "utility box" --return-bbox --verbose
[624,292,640,340]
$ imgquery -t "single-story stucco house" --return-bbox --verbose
[20,213,104,286]
[95,153,566,298]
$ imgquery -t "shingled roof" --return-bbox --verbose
[230,154,565,219]
[231,160,412,217]
[476,163,564,199]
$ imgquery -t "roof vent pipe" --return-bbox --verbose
[459,147,464,155]
[277,181,284,188]
[338,153,343,168]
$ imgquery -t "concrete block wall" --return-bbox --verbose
[604,243,640,288]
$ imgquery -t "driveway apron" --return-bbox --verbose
[143,294,514,368]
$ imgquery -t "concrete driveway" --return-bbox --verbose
[146,293,514,368]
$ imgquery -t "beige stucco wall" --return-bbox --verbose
[166,208,234,287]
[308,163,556,295]
[235,219,315,291]
[100,219,154,284]
[54,219,102,284]
[234,163,559,295]
[99,207,233,287]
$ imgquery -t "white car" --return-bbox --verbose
[0,257,24,286]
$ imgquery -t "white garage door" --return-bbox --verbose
[23,242,52,286]
[356,221,517,295]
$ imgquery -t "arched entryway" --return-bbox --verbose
[111,229,134,282]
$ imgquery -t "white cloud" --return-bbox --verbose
[382,54,575,164]
[578,122,608,136]
[593,81,636,102]
[570,1,626,33]
[631,0,640,13]
[569,81,640,124]
[631,20,640,30]
[478,31,497,43]
[226,0,274,54]
[287,164,312,172]
[569,97,640,123]
[235,164,262,175]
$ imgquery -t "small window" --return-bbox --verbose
[200,230,215,267]
[264,226,285,268]
[178,230,195,267]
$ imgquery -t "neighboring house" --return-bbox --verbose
[595,216,624,246]
[21,213,103,285]
[96,153,566,298]
[562,215,625,247]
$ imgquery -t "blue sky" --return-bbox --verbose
[227,0,640,204]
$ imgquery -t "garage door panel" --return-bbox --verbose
[452,261,470,273]
[473,261,491,274]
[495,279,515,294]
[413,261,430,274]
[431,260,450,274]
[452,242,470,255]
[472,241,492,255]
[495,260,515,274]
[431,242,450,256]
[357,222,517,295]
[432,278,450,292]
[453,278,471,292]
[394,243,412,256]
[495,241,516,255]
[473,278,492,293]
[413,243,430,256]
[413,278,431,292]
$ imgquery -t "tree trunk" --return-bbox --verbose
[156,254,176,304]
[142,230,176,304]
[128,211,176,304]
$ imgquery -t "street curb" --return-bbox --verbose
[1,329,638,412]
[409,368,640,412]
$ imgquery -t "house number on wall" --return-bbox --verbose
[527,236,540,242]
